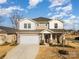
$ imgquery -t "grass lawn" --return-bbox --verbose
[0,44,16,59]
[36,42,79,59]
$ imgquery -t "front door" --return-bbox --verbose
[44,34,50,43]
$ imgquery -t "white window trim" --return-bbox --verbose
[24,23,31,29]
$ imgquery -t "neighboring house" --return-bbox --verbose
[0,26,16,45]
[17,17,66,45]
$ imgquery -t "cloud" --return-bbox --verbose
[49,0,71,8]
[62,4,72,14]
[27,0,43,9]
[47,13,52,16]
[0,6,24,16]
[64,15,79,24]
[48,0,72,18]
[69,14,76,19]
[7,6,24,11]
[48,0,79,30]
[63,15,79,30]
[50,14,63,19]
[0,0,7,4]
[49,0,64,8]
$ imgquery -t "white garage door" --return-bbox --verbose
[20,34,40,44]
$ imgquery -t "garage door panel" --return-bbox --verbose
[20,34,39,44]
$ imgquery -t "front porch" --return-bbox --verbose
[39,29,63,45]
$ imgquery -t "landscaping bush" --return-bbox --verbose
[75,37,79,40]
[10,41,18,46]
[58,50,69,55]
[49,42,53,46]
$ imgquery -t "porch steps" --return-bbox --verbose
[52,40,57,45]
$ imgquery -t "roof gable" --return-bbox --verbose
[40,29,53,33]
[19,18,37,23]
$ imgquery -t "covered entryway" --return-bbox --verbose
[52,33,62,44]
[40,29,53,44]
[19,34,40,44]
[44,34,50,43]
[40,29,63,45]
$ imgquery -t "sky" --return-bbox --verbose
[0,0,79,30]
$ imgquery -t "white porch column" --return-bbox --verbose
[17,33,20,44]
[42,33,45,43]
[55,34,57,43]
[50,34,52,43]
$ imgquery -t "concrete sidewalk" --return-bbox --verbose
[4,44,39,59]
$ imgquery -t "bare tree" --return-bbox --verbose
[0,16,5,24]
[9,11,23,29]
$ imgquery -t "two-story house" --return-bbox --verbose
[17,17,64,45]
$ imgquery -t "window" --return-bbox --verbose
[54,23,58,29]
[37,24,39,26]
[28,23,31,28]
[46,24,48,26]
[24,23,27,28]
[24,23,31,29]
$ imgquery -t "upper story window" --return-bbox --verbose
[45,24,48,26]
[24,23,27,28]
[54,23,58,29]
[37,24,39,26]
[28,23,31,28]
[24,23,31,29]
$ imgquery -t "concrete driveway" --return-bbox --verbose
[4,44,39,59]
